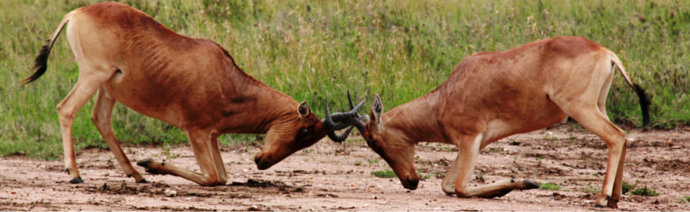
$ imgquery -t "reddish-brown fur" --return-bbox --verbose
[24,2,330,186]
[351,36,649,208]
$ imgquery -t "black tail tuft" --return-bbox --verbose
[632,83,651,127]
[21,40,52,85]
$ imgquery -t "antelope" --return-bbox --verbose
[331,36,650,208]
[22,2,360,186]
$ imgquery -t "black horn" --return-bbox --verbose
[321,92,367,142]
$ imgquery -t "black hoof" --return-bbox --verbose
[146,169,164,175]
[136,158,153,167]
[137,179,150,183]
[524,179,541,189]
[594,204,606,208]
[69,177,84,184]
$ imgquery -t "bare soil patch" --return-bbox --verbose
[1,125,689,211]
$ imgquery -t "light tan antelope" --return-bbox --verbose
[22,2,360,186]
[332,36,650,208]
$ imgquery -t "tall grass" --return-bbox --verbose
[1,0,688,160]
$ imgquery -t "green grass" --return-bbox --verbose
[622,180,637,194]
[539,182,562,191]
[2,0,690,160]
[631,185,660,196]
[681,195,690,204]
[370,169,397,178]
[582,183,602,194]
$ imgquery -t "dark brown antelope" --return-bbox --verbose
[22,2,360,186]
[332,36,650,208]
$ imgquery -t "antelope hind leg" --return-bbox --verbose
[91,87,148,183]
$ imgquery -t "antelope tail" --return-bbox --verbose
[21,14,71,85]
[610,52,651,127]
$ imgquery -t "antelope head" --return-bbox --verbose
[327,94,420,190]
[254,94,365,170]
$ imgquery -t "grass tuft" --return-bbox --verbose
[539,182,562,191]
[631,185,660,196]
[680,195,690,204]
[581,183,601,194]
[622,180,637,194]
[370,170,396,178]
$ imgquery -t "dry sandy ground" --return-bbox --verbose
[1,125,689,211]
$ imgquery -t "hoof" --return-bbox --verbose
[137,158,163,175]
[145,169,163,175]
[524,179,540,189]
[137,179,150,183]
[606,196,619,208]
[136,158,154,168]
[594,195,613,208]
[69,177,84,184]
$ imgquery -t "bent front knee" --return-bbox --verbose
[198,175,221,186]
[455,189,472,198]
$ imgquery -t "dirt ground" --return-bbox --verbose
[1,125,689,211]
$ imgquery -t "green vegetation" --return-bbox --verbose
[370,169,397,178]
[539,182,562,191]
[631,185,660,196]
[1,0,689,160]
[681,195,690,204]
[582,183,602,194]
[622,180,637,194]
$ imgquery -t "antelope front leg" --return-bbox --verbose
[441,156,460,195]
[451,134,539,198]
[136,129,226,186]
[210,134,228,184]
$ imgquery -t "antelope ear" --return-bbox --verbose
[370,94,384,129]
[298,100,311,119]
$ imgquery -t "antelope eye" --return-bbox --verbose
[301,128,309,136]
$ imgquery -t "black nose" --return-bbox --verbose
[254,155,272,170]
[404,177,419,190]
[254,155,262,166]
[257,161,271,170]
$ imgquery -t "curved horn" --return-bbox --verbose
[322,97,349,142]
[347,90,355,109]
[321,93,367,142]
[329,99,365,122]
[322,97,334,128]
[327,126,355,143]
[346,92,368,134]
[330,90,360,122]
